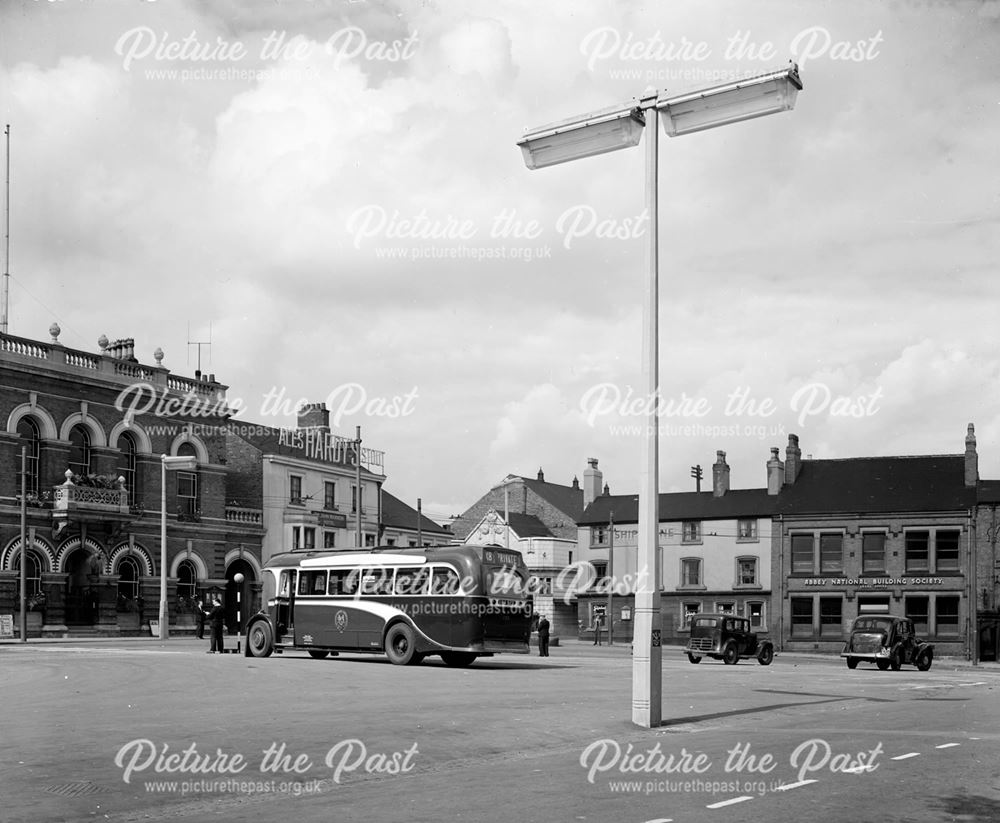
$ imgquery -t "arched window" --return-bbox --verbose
[117,556,140,605]
[16,417,41,495]
[12,550,43,596]
[175,442,200,519]
[68,424,91,477]
[177,559,198,602]
[117,432,138,502]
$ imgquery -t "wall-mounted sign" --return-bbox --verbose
[799,577,946,587]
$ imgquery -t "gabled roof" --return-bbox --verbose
[773,455,975,515]
[381,490,450,534]
[506,512,555,538]
[579,488,776,524]
[508,475,585,520]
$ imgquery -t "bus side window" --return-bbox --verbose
[395,567,429,596]
[329,569,360,596]
[361,567,393,596]
[431,566,460,595]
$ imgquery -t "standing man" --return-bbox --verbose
[205,596,225,653]
[537,613,550,657]
[195,599,206,640]
[593,613,603,646]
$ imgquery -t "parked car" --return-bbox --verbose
[841,615,934,671]
[684,614,774,665]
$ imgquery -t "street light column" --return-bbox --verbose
[159,456,169,640]
[633,94,662,728]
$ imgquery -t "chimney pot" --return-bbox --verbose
[712,450,730,497]
[965,422,978,487]
[583,458,603,508]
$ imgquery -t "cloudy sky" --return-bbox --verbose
[2,0,999,524]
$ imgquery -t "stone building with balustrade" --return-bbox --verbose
[0,325,264,638]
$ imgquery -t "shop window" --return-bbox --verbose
[791,597,813,637]
[791,534,814,574]
[716,602,735,614]
[682,602,700,629]
[935,530,960,572]
[905,596,929,635]
[819,597,842,638]
[323,531,337,549]
[905,531,929,573]
[736,556,758,586]
[936,596,960,636]
[820,533,843,574]
[364,534,376,547]
[747,602,765,630]
[680,558,702,587]
[292,526,315,550]
[862,532,886,573]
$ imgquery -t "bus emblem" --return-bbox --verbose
[335,610,349,632]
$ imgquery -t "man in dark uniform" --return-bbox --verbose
[205,596,225,653]
[537,614,550,657]
[195,599,206,639]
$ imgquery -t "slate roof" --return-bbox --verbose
[579,488,777,524]
[381,490,451,535]
[977,480,1000,504]
[773,455,976,515]
[511,475,585,520]
[506,512,555,538]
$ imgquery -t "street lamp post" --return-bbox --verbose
[518,65,802,728]
[160,454,198,640]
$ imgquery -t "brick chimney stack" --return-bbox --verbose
[297,402,330,433]
[583,458,603,507]
[965,423,978,488]
[785,433,802,485]
[712,450,730,497]
[767,447,784,495]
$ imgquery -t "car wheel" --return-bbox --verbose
[757,645,773,666]
[441,652,477,667]
[846,657,859,670]
[308,650,329,660]
[889,648,902,671]
[384,623,419,665]
[687,653,701,664]
[722,642,739,665]
[916,648,933,671]
[247,622,273,658]
[876,659,890,671]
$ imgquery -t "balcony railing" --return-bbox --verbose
[225,506,263,525]
[53,483,129,514]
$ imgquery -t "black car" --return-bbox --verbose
[841,615,934,671]
[684,614,774,665]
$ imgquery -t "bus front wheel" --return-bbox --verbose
[441,652,478,668]
[248,622,274,658]
[385,623,419,665]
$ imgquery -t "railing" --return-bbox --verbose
[225,506,263,525]
[0,334,50,360]
[53,484,129,511]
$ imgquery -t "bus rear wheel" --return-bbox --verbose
[248,622,273,658]
[308,650,330,660]
[385,623,420,665]
[441,652,478,668]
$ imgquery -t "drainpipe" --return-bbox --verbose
[969,508,978,665]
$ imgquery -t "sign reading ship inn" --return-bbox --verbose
[801,577,946,587]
